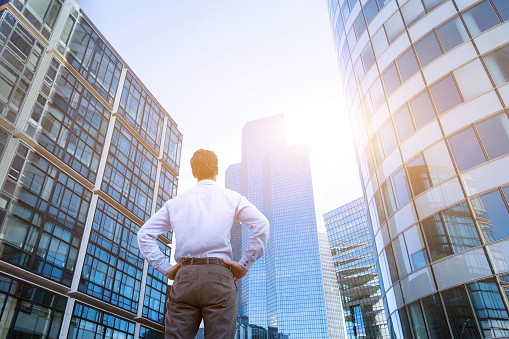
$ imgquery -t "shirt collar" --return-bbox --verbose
[196,180,217,186]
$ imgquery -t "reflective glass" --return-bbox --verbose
[429,75,462,115]
[467,278,509,338]
[353,12,367,38]
[139,326,163,339]
[369,78,385,111]
[408,302,428,339]
[68,303,134,339]
[393,234,411,276]
[405,225,428,270]
[408,155,431,196]
[341,1,351,25]
[371,27,389,57]
[421,214,453,261]
[409,91,436,128]
[393,105,415,141]
[423,0,447,12]
[382,180,396,216]
[493,0,509,21]
[392,167,411,207]
[380,120,397,155]
[415,32,442,67]
[448,127,486,171]
[422,141,456,186]
[361,43,375,71]
[453,59,493,101]
[442,287,480,339]
[484,45,509,86]
[382,63,400,97]
[385,12,405,43]
[422,294,451,339]
[363,0,379,24]
[336,10,345,37]
[435,15,468,53]
[472,190,509,243]
[462,0,500,37]
[476,113,509,160]
[11,0,62,39]
[401,0,425,27]
[396,48,419,82]
[442,201,481,253]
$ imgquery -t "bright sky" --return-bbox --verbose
[79,0,362,231]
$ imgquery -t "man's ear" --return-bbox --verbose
[192,170,198,178]
[215,167,219,175]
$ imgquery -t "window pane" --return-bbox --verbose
[476,113,509,159]
[468,279,509,338]
[342,42,351,67]
[483,45,509,86]
[472,190,509,243]
[354,12,367,38]
[347,27,357,53]
[430,75,462,114]
[392,167,411,207]
[369,77,385,111]
[382,63,401,97]
[382,180,397,216]
[415,32,442,67]
[407,154,431,196]
[442,201,481,253]
[405,225,429,270]
[363,0,379,24]
[394,105,415,141]
[453,59,493,100]
[408,302,429,339]
[341,1,351,22]
[401,0,425,27]
[422,141,456,186]
[436,15,469,53]
[380,120,398,155]
[385,12,405,43]
[462,0,500,37]
[361,43,375,71]
[422,214,453,261]
[393,235,411,276]
[409,91,436,128]
[396,48,419,82]
[493,0,509,21]
[421,294,451,339]
[448,127,486,171]
[372,27,388,57]
[423,0,447,12]
[442,287,480,339]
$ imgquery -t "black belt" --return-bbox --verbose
[181,257,231,270]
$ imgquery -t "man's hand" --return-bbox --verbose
[165,259,184,280]
[223,259,248,284]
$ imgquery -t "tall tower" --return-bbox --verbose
[327,0,509,337]
[227,114,329,338]
[0,1,182,338]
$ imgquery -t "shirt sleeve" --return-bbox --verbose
[137,202,173,276]
[236,195,270,271]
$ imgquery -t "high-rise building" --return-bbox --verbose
[0,1,182,338]
[327,0,509,337]
[324,198,389,338]
[226,114,329,338]
[318,232,348,339]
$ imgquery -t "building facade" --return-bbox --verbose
[0,1,182,338]
[324,198,389,338]
[318,232,348,339]
[326,0,509,337]
[226,114,330,338]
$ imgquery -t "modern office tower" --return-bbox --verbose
[226,114,329,338]
[324,198,389,338]
[326,0,509,337]
[318,232,348,339]
[0,1,182,338]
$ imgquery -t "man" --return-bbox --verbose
[138,149,269,338]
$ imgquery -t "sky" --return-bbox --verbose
[78,0,362,231]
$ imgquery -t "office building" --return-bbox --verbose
[327,0,509,337]
[324,198,389,338]
[226,114,329,338]
[318,232,348,339]
[0,1,182,338]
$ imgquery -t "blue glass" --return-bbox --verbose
[363,0,379,24]
[442,287,480,338]
[472,190,509,242]
[448,127,486,171]
[421,294,451,338]
[68,303,135,338]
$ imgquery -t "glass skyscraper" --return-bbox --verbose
[327,0,509,337]
[0,1,182,338]
[226,114,329,338]
[324,198,389,338]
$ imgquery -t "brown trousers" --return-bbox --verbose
[165,264,238,339]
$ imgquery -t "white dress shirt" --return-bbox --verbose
[137,180,269,276]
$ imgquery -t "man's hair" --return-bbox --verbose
[191,149,218,180]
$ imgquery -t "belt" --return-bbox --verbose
[181,257,231,271]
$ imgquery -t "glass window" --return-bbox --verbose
[462,0,501,37]
[407,154,431,196]
[442,201,481,253]
[468,279,509,338]
[369,77,385,111]
[377,0,390,9]
[385,12,405,43]
[429,75,462,115]
[396,48,419,82]
[382,63,400,97]
[453,59,493,101]
[361,43,375,71]
[423,0,447,12]
[347,26,358,53]
[380,120,398,155]
[394,105,415,141]
[371,27,389,57]
[401,0,425,27]
[392,168,411,207]
[483,45,509,86]
[422,294,451,338]
[354,12,367,38]
[406,225,429,270]
[472,190,509,243]
[342,1,351,25]
[436,16,469,53]
[363,0,379,24]
[382,180,397,216]
[422,141,456,186]
[409,90,436,128]
[415,32,442,67]
[476,113,509,160]
[408,302,429,339]
[421,214,453,261]
[442,287,480,339]
[354,58,366,79]
[342,41,351,66]
[493,0,509,21]
[448,127,486,171]
[393,234,411,277]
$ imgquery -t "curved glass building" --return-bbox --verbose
[326,0,509,337]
